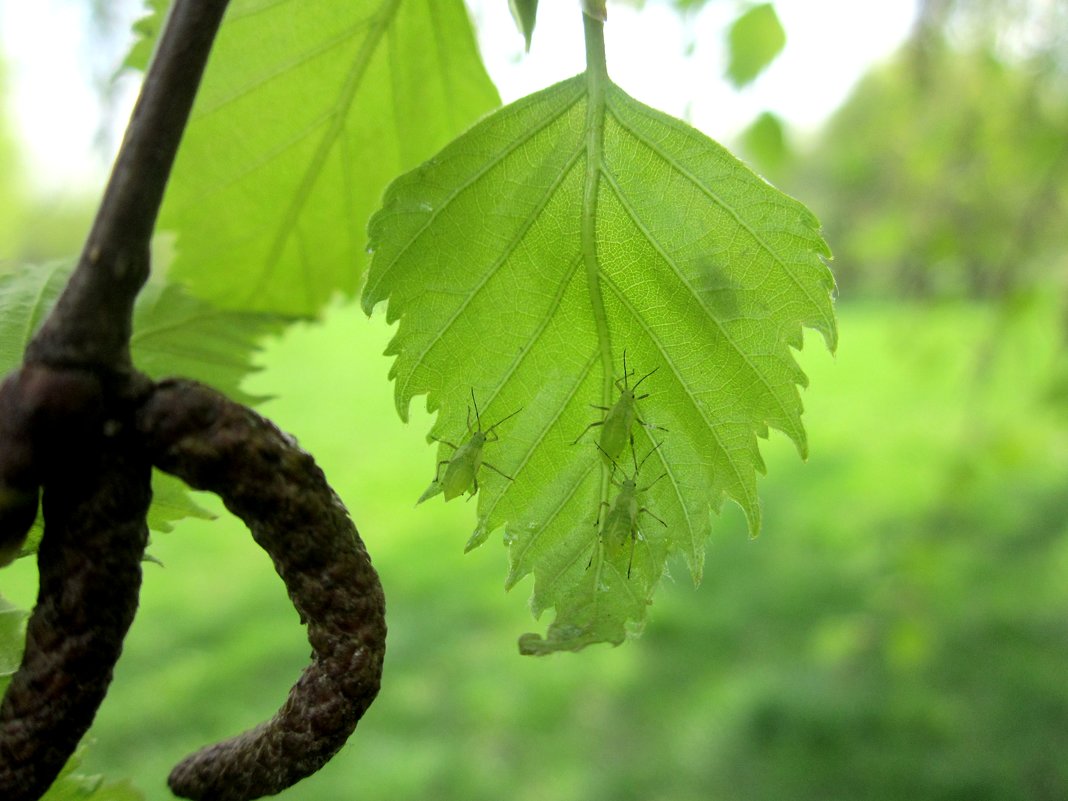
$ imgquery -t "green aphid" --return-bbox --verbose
[593,442,667,578]
[572,350,665,461]
[419,390,522,503]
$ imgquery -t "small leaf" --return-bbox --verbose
[146,470,214,534]
[364,40,835,651]
[0,596,28,696]
[0,263,281,405]
[509,0,539,51]
[120,0,170,73]
[726,3,786,88]
[131,280,286,406]
[739,110,791,174]
[0,262,70,370]
[40,747,146,801]
[161,0,500,316]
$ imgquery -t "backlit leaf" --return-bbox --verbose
[0,596,27,696]
[364,23,835,652]
[509,0,539,51]
[121,0,170,73]
[160,0,500,316]
[726,3,786,88]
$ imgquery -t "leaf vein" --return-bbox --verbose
[398,146,585,403]
[605,95,834,338]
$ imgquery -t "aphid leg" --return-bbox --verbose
[571,419,604,445]
[594,499,611,528]
[639,506,667,527]
[587,503,611,570]
[429,437,460,482]
[482,461,515,481]
[627,532,636,579]
[635,416,668,434]
[628,508,667,578]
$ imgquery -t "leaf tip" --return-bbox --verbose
[464,524,490,552]
[416,481,442,505]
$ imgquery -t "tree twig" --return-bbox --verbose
[27,0,232,372]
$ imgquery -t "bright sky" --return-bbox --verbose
[0,0,918,193]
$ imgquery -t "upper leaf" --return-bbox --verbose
[509,0,539,51]
[363,24,835,652]
[726,3,787,88]
[158,0,500,316]
[121,0,170,74]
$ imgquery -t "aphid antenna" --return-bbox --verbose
[484,405,524,439]
[630,365,660,394]
[469,388,482,433]
[468,388,522,438]
[634,439,665,475]
[595,442,626,478]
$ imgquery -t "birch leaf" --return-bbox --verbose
[365,17,836,652]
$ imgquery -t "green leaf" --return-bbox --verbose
[739,110,791,174]
[145,470,214,534]
[121,0,170,73]
[160,0,500,316]
[363,21,835,652]
[0,596,28,696]
[0,262,281,404]
[131,279,286,406]
[0,262,69,371]
[40,747,145,801]
[509,0,538,51]
[726,3,786,88]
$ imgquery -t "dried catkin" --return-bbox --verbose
[137,379,386,801]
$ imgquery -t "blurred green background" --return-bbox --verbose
[3,1,1068,800]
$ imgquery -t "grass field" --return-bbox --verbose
[3,300,1067,801]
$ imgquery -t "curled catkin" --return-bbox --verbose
[136,379,386,801]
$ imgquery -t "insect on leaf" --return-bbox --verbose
[418,392,521,504]
[363,15,835,653]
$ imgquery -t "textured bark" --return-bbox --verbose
[137,380,386,801]
[0,366,151,800]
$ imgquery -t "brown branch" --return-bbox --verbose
[1,0,229,796]
[27,0,231,372]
